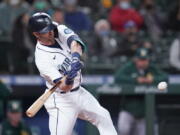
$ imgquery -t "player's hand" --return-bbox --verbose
[137,77,146,83]
[71,60,83,71]
[71,52,83,71]
[65,61,83,85]
[71,52,80,66]
[65,69,78,85]
[65,52,83,85]
[145,77,153,84]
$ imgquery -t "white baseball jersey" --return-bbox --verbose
[35,24,83,91]
[34,24,117,135]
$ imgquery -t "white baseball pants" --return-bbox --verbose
[44,86,117,135]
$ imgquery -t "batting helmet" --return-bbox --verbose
[28,12,57,33]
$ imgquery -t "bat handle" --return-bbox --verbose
[26,111,33,117]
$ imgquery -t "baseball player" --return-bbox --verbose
[28,12,117,135]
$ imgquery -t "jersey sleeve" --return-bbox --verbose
[35,52,63,84]
[57,25,86,52]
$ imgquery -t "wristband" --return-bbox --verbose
[72,52,81,59]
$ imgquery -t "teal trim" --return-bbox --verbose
[74,39,87,52]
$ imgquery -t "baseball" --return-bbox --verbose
[157,81,167,90]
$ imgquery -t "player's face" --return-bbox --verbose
[7,112,22,124]
[135,59,149,70]
[39,30,54,40]
[34,30,55,43]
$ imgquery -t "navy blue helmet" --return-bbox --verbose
[28,12,57,33]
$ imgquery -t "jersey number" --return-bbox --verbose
[58,58,71,74]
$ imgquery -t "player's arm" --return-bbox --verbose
[57,41,84,91]
[57,62,82,91]
[54,41,84,91]
[55,25,85,91]
[52,59,82,91]
[70,40,83,56]
[58,25,86,55]
[55,77,73,91]
[36,52,75,92]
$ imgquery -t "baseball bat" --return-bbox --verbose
[26,77,64,117]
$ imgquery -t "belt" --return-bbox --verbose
[60,86,80,94]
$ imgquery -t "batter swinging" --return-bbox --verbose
[28,12,117,135]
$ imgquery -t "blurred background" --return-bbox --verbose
[0,0,180,135]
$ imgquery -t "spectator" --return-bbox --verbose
[1,100,32,135]
[111,20,141,58]
[11,13,36,74]
[52,8,64,24]
[169,36,180,71]
[115,48,168,135]
[31,0,52,14]
[0,80,11,128]
[142,40,153,50]
[167,1,180,32]
[90,19,118,58]
[50,0,62,8]
[78,0,103,11]
[99,0,113,18]
[109,0,143,33]
[139,0,166,42]
[0,0,30,72]
[64,0,92,32]
[0,0,30,41]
